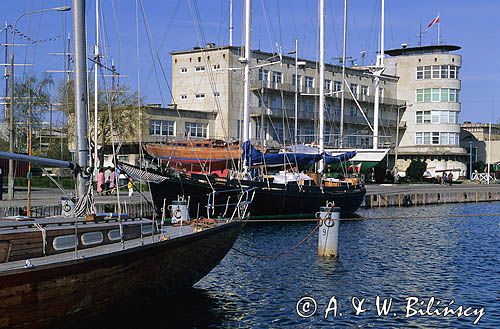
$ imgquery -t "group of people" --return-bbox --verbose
[96,166,134,197]
[438,171,454,186]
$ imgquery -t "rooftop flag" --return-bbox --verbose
[426,15,440,30]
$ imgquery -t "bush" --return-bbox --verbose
[472,161,486,173]
[373,163,387,184]
[406,160,427,182]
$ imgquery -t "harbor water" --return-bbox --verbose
[90,202,499,328]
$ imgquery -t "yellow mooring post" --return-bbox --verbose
[318,204,340,257]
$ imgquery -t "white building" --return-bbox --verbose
[169,44,404,149]
[385,44,467,177]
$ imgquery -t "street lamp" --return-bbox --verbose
[7,6,71,201]
[469,141,473,180]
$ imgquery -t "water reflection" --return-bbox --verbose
[85,202,498,328]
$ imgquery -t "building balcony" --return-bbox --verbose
[250,80,405,108]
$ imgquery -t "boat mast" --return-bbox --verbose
[73,0,90,197]
[93,0,100,175]
[318,0,325,172]
[373,0,384,150]
[339,0,347,148]
[294,37,298,145]
[229,0,234,47]
[242,0,251,168]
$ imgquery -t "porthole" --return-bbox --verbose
[108,229,121,241]
[53,235,77,251]
[81,232,104,246]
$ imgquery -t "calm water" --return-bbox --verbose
[93,202,499,328]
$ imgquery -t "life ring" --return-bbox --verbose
[324,219,335,227]
[173,209,183,219]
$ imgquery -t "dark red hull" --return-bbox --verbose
[0,221,243,329]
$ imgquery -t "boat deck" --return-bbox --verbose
[0,218,225,273]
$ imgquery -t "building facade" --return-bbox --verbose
[385,45,467,177]
[169,45,404,150]
[461,122,500,166]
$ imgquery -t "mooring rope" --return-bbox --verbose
[240,212,500,223]
[231,222,321,259]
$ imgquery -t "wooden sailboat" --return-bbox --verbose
[0,1,247,327]
[144,139,240,173]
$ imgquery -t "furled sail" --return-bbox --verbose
[241,141,356,168]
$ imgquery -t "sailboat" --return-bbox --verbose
[0,1,247,328]
[136,0,366,219]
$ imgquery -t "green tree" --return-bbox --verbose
[406,160,427,182]
[57,79,144,166]
[11,73,54,154]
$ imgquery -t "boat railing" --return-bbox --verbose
[206,187,255,220]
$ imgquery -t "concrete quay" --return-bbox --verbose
[364,183,500,208]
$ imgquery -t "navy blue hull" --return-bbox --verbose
[150,176,365,219]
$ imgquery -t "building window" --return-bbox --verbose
[416,65,460,80]
[350,83,359,96]
[415,131,459,145]
[180,68,188,73]
[292,74,302,87]
[416,132,423,145]
[259,68,269,81]
[360,85,369,96]
[305,76,314,88]
[149,120,175,136]
[195,66,205,72]
[324,79,331,91]
[213,64,220,70]
[416,110,458,124]
[180,94,187,100]
[213,91,220,97]
[304,125,315,143]
[416,88,459,103]
[272,123,284,142]
[333,81,342,92]
[195,93,205,99]
[432,132,440,144]
[272,71,282,84]
[185,122,207,138]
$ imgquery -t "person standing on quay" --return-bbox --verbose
[109,168,116,194]
[104,166,111,195]
[127,177,134,197]
[97,168,105,195]
[448,172,453,186]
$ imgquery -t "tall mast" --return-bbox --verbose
[93,0,100,174]
[294,37,298,145]
[229,0,234,46]
[373,0,384,150]
[318,0,325,172]
[242,0,251,151]
[73,0,90,197]
[339,0,347,148]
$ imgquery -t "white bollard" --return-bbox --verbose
[318,205,340,257]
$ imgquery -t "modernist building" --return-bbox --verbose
[384,44,467,176]
[168,44,404,149]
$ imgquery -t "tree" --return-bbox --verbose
[10,74,54,154]
[57,78,144,166]
[406,160,427,182]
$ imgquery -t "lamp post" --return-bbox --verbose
[469,141,473,180]
[7,6,71,201]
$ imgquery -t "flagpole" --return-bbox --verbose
[437,12,440,45]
